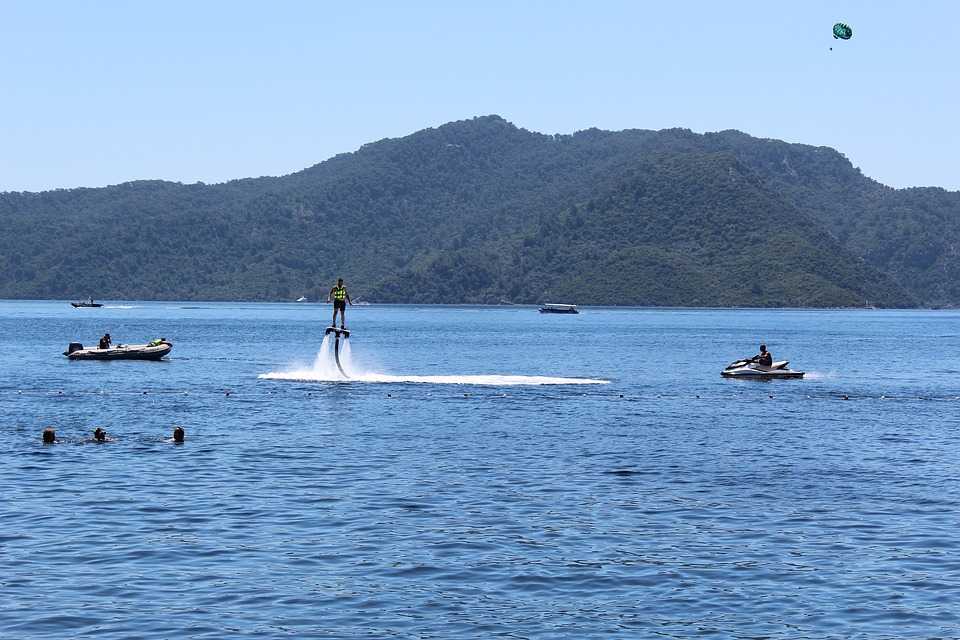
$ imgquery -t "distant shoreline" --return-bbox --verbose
[2,298,955,311]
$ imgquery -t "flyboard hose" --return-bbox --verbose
[324,326,351,378]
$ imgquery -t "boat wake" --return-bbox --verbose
[259,336,608,386]
[260,371,607,385]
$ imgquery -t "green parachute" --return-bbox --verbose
[833,23,853,40]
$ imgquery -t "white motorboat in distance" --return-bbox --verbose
[71,298,103,308]
[539,303,579,314]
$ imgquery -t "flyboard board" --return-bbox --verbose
[324,326,351,377]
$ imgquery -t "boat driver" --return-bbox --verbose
[752,344,773,367]
[99,333,112,350]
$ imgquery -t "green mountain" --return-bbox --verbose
[1,116,957,307]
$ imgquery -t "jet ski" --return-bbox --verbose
[721,358,804,379]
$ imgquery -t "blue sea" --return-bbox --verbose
[2,300,959,639]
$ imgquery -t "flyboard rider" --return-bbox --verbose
[326,278,353,329]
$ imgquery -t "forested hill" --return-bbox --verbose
[2,115,958,307]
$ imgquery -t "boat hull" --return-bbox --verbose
[721,369,804,379]
[539,304,579,314]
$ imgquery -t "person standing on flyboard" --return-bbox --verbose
[327,278,352,329]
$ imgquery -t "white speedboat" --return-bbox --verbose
[721,359,804,379]
[296,296,308,302]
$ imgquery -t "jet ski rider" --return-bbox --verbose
[751,344,773,367]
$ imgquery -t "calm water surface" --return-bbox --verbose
[2,301,959,638]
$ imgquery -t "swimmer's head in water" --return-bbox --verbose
[94,427,106,442]
[173,426,185,443]
[42,427,56,444]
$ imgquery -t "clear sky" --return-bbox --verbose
[1,1,957,192]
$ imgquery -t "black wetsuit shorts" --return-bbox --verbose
[334,299,346,311]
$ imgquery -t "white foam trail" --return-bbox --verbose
[105,305,138,309]
[259,338,608,386]
[260,371,608,385]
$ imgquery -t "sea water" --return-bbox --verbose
[2,301,960,638]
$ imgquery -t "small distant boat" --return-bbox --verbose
[539,303,579,314]
[296,296,308,302]
[71,298,103,308]
[64,340,173,361]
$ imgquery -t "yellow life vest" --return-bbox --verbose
[333,286,346,301]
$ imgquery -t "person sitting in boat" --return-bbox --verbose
[750,344,773,367]
[98,333,112,349]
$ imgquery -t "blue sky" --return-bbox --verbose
[1,1,957,192]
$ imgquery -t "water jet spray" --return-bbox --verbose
[324,326,351,377]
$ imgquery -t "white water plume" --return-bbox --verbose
[259,336,608,386]
[303,334,345,380]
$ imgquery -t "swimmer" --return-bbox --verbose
[42,427,56,444]
[172,426,185,443]
[93,427,108,443]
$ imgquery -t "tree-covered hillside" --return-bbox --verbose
[1,116,956,307]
